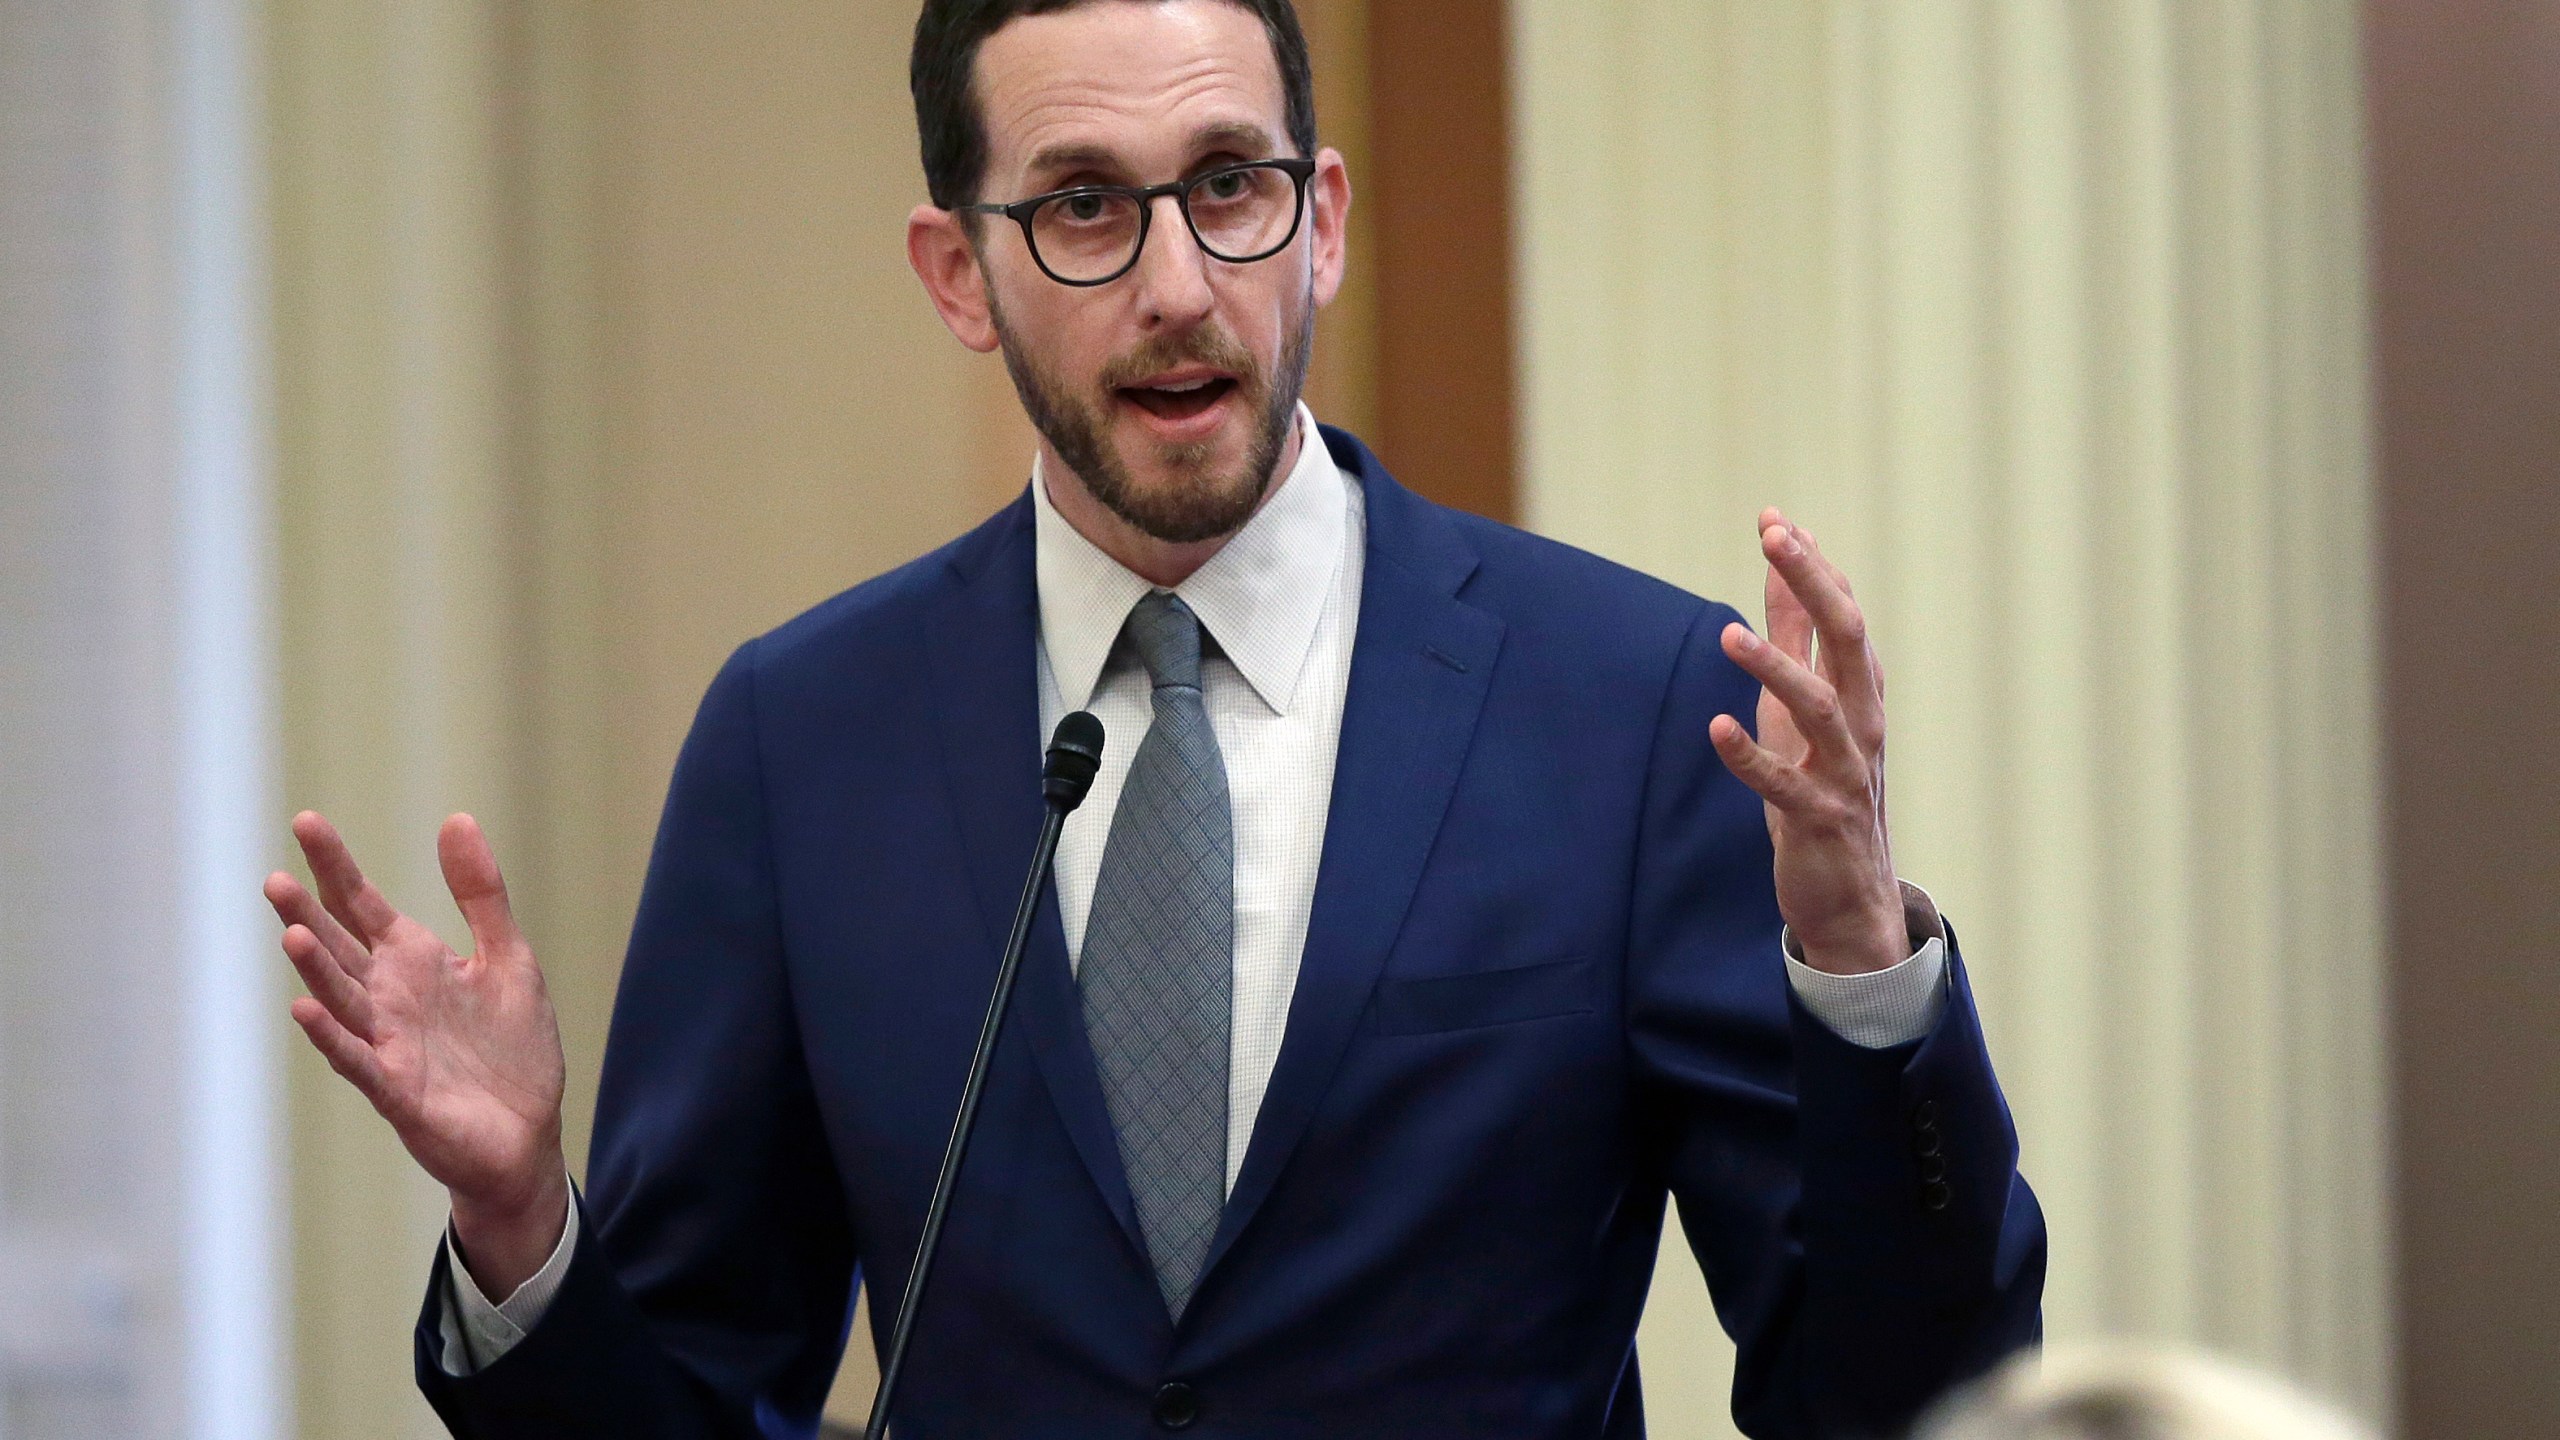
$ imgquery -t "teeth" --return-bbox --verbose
[1158,377,1214,393]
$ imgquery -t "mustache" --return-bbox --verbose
[1097,325,1263,393]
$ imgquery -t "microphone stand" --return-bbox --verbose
[864,712,1104,1440]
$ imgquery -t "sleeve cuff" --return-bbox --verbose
[436,1188,580,1375]
[1782,879,1950,1049]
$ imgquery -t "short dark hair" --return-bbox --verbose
[911,0,1317,210]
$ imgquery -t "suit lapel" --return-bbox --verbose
[922,498,1146,1260]
[1197,430,1505,1287]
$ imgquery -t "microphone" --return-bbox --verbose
[864,712,1104,1440]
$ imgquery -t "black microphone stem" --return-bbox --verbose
[866,712,1100,1440]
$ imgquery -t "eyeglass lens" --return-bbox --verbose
[1029,166,1301,283]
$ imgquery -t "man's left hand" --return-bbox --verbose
[1708,508,1910,976]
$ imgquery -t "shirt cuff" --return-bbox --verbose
[436,1189,579,1375]
[1782,880,1950,1049]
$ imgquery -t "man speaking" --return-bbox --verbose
[263,1,2045,1435]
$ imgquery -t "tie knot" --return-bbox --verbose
[1124,591,1203,691]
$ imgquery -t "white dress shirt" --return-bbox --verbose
[1035,403,1362,1195]
[436,405,1947,1372]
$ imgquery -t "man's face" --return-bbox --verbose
[963,1,1341,543]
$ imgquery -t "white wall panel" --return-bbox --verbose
[0,0,284,1434]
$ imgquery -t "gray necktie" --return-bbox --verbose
[1079,591,1233,1320]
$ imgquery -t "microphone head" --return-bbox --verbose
[1042,711,1105,812]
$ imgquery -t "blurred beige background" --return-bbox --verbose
[2,2,2550,1438]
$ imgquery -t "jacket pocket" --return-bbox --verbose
[1365,956,1598,1036]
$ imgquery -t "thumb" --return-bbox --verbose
[437,813,523,962]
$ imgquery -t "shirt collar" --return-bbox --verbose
[1032,402,1346,716]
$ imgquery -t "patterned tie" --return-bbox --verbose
[1079,591,1233,1320]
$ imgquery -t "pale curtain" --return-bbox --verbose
[1512,2,2387,1433]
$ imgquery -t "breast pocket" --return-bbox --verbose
[1365,956,1599,1036]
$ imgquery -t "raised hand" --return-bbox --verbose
[265,810,570,1296]
[1708,509,1910,976]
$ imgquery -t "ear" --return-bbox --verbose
[1308,145,1352,310]
[908,204,1001,353]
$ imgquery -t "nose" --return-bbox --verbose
[1129,192,1215,330]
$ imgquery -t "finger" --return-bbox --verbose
[1763,539,1816,666]
[1799,525,1886,708]
[1710,713,1821,812]
[281,923,376,1041]
[285,917,378,1030]
[1722,621,1855,756]
[1761,507,1822,666]
[292,810,404,945]
[437,813,524,963]
[289,995,393,1109]
[265,869,372,979]
[1796,523,1856,600]
[1761,523,1882,723]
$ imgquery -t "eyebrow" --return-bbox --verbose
[1023,120,1283,185]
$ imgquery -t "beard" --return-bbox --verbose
[990,291,1315,545]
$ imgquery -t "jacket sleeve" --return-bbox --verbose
[415,639,861,1438]
[1624,604,2045,1439]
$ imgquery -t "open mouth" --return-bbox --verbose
[1119,374,1240,423]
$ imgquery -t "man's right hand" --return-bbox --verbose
[266,810,571,1300]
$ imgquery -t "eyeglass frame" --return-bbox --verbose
[957,156,1321,288]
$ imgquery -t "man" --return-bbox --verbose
[265,1,2045,1435]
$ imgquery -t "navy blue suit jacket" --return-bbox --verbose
[415,428,2044,1439]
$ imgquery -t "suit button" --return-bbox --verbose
[1912,1100,1940,1127]
[1918,1154,1948,1184]
[1922,1180,1953,1211]
[1154,1382,1201,1430]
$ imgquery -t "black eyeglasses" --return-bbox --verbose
[961,157,1318,287]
